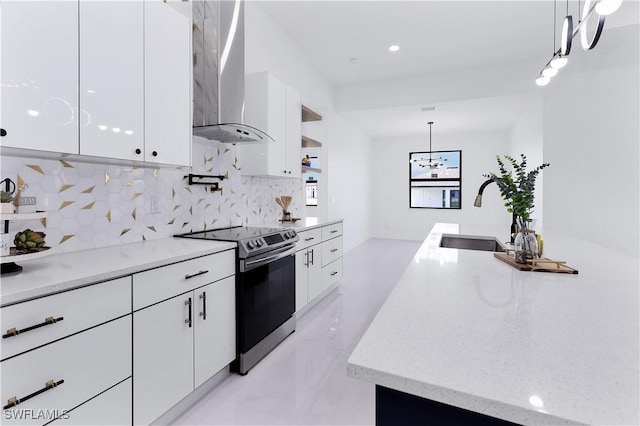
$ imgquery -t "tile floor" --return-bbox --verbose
[173,238,422,426]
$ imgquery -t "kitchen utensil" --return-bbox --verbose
[281,196,292,212]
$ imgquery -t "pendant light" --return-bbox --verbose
[535,0,618,86]
[596,0,623,15]
[580,0,606,50]
[553,0,572,67]
[536,0,559,85]
[427,121,434,167]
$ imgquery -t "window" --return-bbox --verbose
[409,150,461,209]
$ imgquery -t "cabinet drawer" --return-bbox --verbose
[321,222,343,241]
[1,316,131,426]
[49,378,132,425]
[1,277,131,361]
[296,228,322,251]
[321,236,343,267]
[322,258,343,288]
[133,250,235,310]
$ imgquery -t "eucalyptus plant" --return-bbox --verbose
[485,154,550,229]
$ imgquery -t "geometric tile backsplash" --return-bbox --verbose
[0,137,304,254]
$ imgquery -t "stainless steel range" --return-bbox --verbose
[175,226,298,375]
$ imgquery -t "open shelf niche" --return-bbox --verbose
[301,104,323,174]
[302,105,322,122]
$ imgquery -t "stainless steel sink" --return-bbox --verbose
[439,234,507,252]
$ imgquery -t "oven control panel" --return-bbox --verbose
[241,230,298,256]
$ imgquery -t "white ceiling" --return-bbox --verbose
[341,93,541,138]
[256,0,640,138]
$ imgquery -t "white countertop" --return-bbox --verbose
[347,223,639,425]
[0,238,235,307]
[252,217,343,232]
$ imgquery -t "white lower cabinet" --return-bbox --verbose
[133,293,193,425]
[320,258,343,293]
[1,316,131,426]
[1,276,131,360]
[49,378,132,426]
[321,235,343,267]
[133,260,235,425]
[194,277,236,388]
[1,249,237,425]
[295,222,344,312]
[295,246,321,312]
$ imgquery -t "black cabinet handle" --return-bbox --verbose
[199,291,207,320]
[184,298,192,327]
[152,151,158,157]
[135,148,142,155]
[304,250,309,267]
[3,379,64,410]
[330,271,338,276]
[184,270,208,280]
[3,317,64,339]
[304,237,315,242]
[310,249,314,266]
[330,230,338,234]
[0,129,7,137]
[330,248,338,253]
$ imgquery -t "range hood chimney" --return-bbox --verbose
[192,0,273,143]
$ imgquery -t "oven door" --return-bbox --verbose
[237,245,296,354]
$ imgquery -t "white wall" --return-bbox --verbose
[541,25,639,257]
[508,94,545,231]
[245,3,373,251]
[372,131,513,241]
[326,112,373,252]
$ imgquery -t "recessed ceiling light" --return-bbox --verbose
[388,45,400,52]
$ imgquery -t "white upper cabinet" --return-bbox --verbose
[144,0,192,166]
[79,1,144,161]
[285,86,302,179]
[1,1,191,166]
[240,72,301,178]
[0,1,79,154]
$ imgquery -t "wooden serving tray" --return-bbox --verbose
[494,252,579,274]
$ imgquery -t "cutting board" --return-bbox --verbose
[494,253,579,274]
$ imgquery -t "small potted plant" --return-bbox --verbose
[1,178,16,214]
[485,154,550,263]
[1,191,15,214]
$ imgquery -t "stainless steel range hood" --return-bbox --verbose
[192,0,273,143]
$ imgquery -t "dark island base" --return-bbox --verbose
[376,385,521,426]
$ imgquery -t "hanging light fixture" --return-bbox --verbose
[550,52,569,68]
[542,65,559,77]
[560,2,573,57]
[427,121,434,167]
[595,0,623,16]
[535,0,620,87]
[536,0,560,85]
[536,74,551,86]
[551,0,572,68]
[410,122,444,169]
[580,0,606,50]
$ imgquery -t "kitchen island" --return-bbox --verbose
[347,223,639,425]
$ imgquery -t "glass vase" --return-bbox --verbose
[514,229,539,264]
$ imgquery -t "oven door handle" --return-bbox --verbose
[241,245,296,272]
